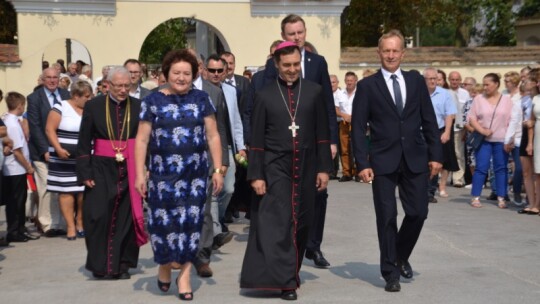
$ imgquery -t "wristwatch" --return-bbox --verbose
[213,168,224,175]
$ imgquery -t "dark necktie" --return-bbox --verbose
[51,92,61,106]
[391,74,403,115]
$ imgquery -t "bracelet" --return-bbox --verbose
[213,168,224,175]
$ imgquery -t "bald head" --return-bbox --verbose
[330,74,339,92]
[448,71,462,90]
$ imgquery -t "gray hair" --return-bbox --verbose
[70,80,92,97]
[81,65,92,74]
[423,67,438,76]
[107,66,130,81]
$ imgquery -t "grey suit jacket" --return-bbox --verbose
[201,79,229,167]
[27,87,70,161]
[140,86,152,99]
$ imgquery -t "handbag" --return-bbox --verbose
[466,95,502,151]
[466,131,485,151]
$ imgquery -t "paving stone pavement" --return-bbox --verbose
[1,180,539,304]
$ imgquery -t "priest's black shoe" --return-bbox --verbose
[384,279,401,292]
[338,176,352,182]
[6,233,28,243]
[280,290,297,301]
[398,260,413,279]
[115,271,131,280]
[305,250,330,268]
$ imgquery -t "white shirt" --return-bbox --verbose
[333,89,347,122]
[503,92,523,146]
[129,85,142,99]
[3,113,30,176]
[221,83,245,152]
[193,76,203,90]
[339,88,356,116]
[381,68,406,107]
[451,87,470,130]
[225,76,236,87]
[45,88,61,108]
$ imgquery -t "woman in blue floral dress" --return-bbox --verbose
[135,50,223,301]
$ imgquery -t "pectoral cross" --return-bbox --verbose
[289,121,299,138]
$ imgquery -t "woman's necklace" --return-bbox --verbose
[105,94,131,162]
[276,78,302,138]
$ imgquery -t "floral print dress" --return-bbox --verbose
[140,89,215,265]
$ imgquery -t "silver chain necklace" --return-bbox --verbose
[276,77,302,138]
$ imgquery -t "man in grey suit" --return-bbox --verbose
[27,67,71,237]
[189,51,230,278]
[124,59,151,100]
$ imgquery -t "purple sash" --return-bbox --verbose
[94,139,148,247]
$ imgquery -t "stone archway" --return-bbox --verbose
[138,17,230,66]
[42,38,92,71]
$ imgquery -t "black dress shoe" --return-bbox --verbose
[0,237,9,246]
[354,176,361,182]
[305,250,330,268]
[42,229,57,238]
[116,271,131,280]
[398,260,413,279]
[280,289,297,301]
[92,272,106,279]
[55,229,67,236]
[212,231,233,250]
[7,233,28,243]
[338,176,352,182]
[384,279,401,292]
[223,211,234,223]
[43,229,66,237]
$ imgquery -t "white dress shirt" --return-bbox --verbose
[381,68,406,107]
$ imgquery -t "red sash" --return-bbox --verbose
[94,139,148,247]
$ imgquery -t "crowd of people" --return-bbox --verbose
[0,13,539,301]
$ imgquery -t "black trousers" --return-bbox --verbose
[3,174,27,236]
[372,160,429,281]
[306,189,328,252]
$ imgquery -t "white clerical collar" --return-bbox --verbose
[108,93,122,104]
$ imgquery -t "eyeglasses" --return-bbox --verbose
[461,83,474,87]
[128,71,141,75]
[207,68,224,74]
[424,77,437,81]
[109,82,131,89]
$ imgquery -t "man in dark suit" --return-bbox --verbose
[352,30,443,292]
[257,14,338,269]
[189,52,230,278]
[124,59,151,100]
[27,67,71,237]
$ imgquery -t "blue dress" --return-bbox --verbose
[139,89,216,265]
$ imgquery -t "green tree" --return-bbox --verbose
[517,0,540,18]
[139,18,193,64]
[474,0,516,46]
[341,0,516,47]
[0,0,17,44]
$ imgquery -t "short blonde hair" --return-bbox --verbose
[504,71,520,86]
[472,84,484,94]
[378,29,405,50]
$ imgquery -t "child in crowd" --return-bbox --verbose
[2,92,35,243]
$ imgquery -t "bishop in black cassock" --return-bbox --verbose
[240,43,333,300]
[77,68,147,279]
